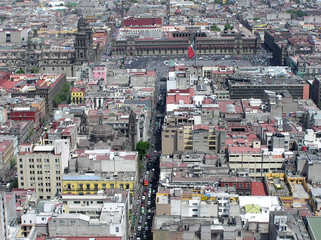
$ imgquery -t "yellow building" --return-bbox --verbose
[71,87,85,104]
[62,174,136,196]
[31,98,46,121]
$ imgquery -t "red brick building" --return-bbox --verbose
[10,107,40,129]
[122,17,162,26]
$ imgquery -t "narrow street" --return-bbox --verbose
[130,69,166,240]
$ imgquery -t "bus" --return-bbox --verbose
[144,180,149,186]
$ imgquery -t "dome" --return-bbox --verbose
[91,124,113,137]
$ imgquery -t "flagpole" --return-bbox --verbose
[194,35,197,67]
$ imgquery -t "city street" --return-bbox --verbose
[130,66,166,240]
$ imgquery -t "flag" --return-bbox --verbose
[188,38,196,59]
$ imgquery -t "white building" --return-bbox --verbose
[17,140,70,199]
[239,196,282,233]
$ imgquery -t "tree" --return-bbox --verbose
[10,179,18,191]
[136,141,150,160]
[210,24,220,31]
[16,68,25,74]
[10,157,16,169]
[224,23,234,30]
[61,82,71,93]
[32,67,40,73]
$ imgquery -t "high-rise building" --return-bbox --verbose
[17,140,70,199]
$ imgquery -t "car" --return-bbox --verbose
[147,215,151,220]
[145,226,148,231]
[142,196,145,201]
[148,201,151,205]
[137,225,142,231]
[142,203,145,208]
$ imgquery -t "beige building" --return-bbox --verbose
[228,145,284,179]
[162,124,226,155]
[0,140,15,181]
[17,140,70,199]
[31,97,46,122]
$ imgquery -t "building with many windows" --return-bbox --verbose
[0,18,97,77]
[71,87,85,104]
[17,140,70,199]
[161,124,226,155]
[113,26,260,56]
[62,173,136,197]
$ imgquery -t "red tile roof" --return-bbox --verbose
[251,182,267,196]
[193,124,210,131]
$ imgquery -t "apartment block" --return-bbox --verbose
[17,140,70,199]
[162,124,226,155]
[228,146,284,179]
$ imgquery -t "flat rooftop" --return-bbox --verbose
[307,217,321,240]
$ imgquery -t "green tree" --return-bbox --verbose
[16,68,25,74]
[210,24,220,31]
[136,141,150,160]
[224,23,234,30]
[10,179,18,191]
[61,82,71,92]
[253,17,260,21]
[10,157,16,169]
[32,67,40,73]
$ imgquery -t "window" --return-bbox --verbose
[192,209,198,211]
[116,227,119,232]
[70,220,75,224]
[6,33,10,43]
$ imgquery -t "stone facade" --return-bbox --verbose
[113,29,260,56]
[0,18,97,77]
